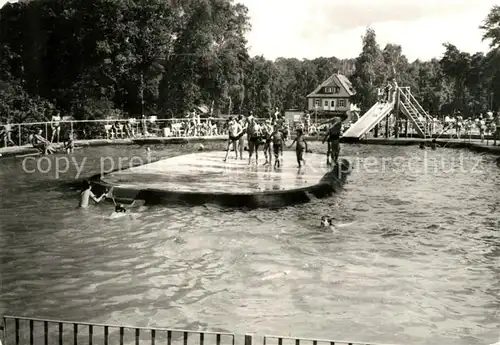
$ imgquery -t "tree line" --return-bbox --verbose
[0,0,499,124]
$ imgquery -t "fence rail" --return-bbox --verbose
[1,316,235,345]
[0,316,397,345]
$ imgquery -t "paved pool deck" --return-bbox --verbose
[1,135,499,157]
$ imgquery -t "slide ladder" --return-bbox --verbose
[397,87,433,138]
[342,100,394,139]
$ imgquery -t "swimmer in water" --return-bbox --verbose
[321,216,335,228]
[430,139,437,150]
[115,204,127,213]
[79,181,108,208]
[320,215,356,230]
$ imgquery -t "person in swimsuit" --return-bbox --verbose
[272,126,284,168]
[31,129,56,155]
[79,181,108,208]
[115,204,127,213]
[65,130,75,153]
[322,116,344,166]
[494,112,500,146]
[262,120,274,165]
[288,128,308,168]
[51,112,61,143]
[1,121,16,147]
[236,115,247,159]
[224,118,243,161]
[247,115,262,165]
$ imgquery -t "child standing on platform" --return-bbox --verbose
[288,128,309,168]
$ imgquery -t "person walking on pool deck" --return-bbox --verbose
[224,117,243,161]
[494,111,500,146]
[288,128,309,168]
[79,181,108,208]
[272,125,284,168]
[50,111,61,143]
[322,115,345,166]
[247,114,262,165]
[262,119,274,166]
[237,114,247,159]
[1,121,16,147]
[65,130,75,153]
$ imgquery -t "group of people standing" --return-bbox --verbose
[443,111,500,144]
[223,111,346,168]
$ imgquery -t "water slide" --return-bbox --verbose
[342,101,394,139]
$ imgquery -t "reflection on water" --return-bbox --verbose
[0,143,499,345]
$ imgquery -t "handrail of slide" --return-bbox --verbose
[398,92,430,135]
[342,101,394,138]
[408,92,433,121]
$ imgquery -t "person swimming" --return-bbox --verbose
[115,204,127,213]
[79,180,108,208]
[320,215,356,230]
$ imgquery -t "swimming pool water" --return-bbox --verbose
[0,142,498,345]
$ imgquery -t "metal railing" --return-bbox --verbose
[1,316,235,345]
[0,118,326,149]
[0,316,396,345]
[0,118,230,148]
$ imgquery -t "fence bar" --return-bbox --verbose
[18,125,21,146]
[119,327,124,345]
[44,321,48,345]
[183,331,188,345]
[104,326,109,345]
[1,318,5,345]
[15,318,19,345]
[135,328,140,345]
[74,323,78,345]
[29,320,34,345]
[244,334,252,345]
[200,332,204,345]
[89,325,93,345]
[167,330,172,345]
[151,329,155,345]
[58,323,63,345]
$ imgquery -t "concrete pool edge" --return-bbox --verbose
[89,158,351,208]
[1,136,499,158]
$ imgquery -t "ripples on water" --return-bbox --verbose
[0,143,499,345]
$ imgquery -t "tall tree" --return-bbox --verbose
[480,5,500,48]
[351,27,386,112]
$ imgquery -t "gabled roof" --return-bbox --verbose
[306,73,356,98]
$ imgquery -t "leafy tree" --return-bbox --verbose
[480,5,500,48]
[351,27,386,112]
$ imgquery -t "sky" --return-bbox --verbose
[0,0,497,61]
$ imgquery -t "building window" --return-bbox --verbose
[338,99,346,107]
[331,100,335,107]
[334,87,340,93]
[324,87,333,93]
[324,100,328,106]
[314,99,320,107]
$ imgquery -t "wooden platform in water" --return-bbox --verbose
[97,151,351,208]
